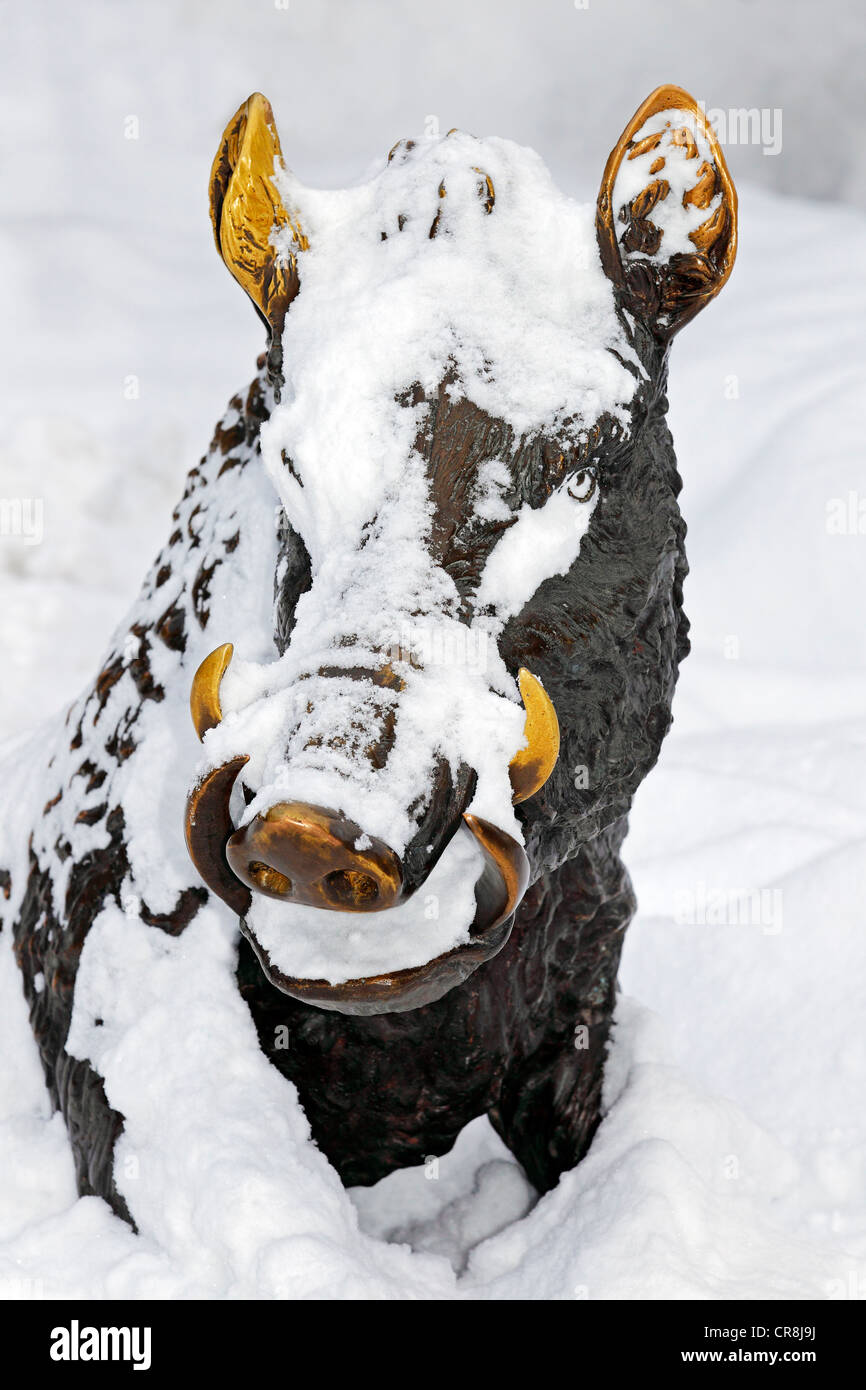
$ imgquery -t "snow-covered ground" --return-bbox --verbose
[1,0,865,1300]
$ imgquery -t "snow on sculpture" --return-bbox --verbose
[2,87,737,1220]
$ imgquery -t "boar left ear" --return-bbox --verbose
[596,86,737,340]
[209,93,307,352]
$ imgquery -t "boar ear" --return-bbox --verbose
[209,93,307,344]
[596,86,737,340]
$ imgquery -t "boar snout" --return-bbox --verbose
[226,801,402,911]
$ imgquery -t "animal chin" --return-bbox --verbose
[238,867,520,1016]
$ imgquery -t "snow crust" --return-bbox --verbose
[475,477,599,621]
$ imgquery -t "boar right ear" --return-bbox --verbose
[596,86,737,341]
[209,93,307,348]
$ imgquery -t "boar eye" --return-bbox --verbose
[567,468,597,503]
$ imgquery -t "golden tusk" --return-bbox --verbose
[509,668,560,804]
[462,813,529,931]
[184,755,251,915]
[190,642,234,741]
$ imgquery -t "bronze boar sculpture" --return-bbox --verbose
[4,87,736,1224]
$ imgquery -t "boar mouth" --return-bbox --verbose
[238,813,528,1016]
[185,756,529,1015]
[239,911,514,1016]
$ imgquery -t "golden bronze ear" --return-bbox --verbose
[509,668,560,804]
[597,85,737,338]
[209,92,307,341]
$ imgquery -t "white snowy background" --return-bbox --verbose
[1,0,864,1298]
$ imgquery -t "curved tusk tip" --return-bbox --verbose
[185,753,251,915]
[190,642,234,741]
[509,668,561,805]
[463,812,530,930]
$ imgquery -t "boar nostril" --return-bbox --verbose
[248,860,293,897]
[322,870,380,909]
